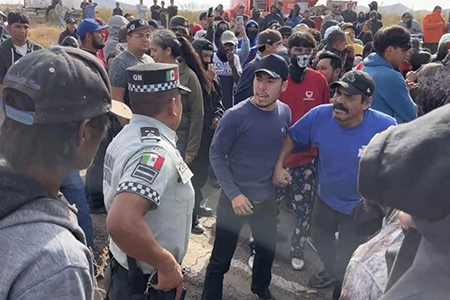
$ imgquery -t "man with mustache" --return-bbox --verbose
[203,54,290,300]
[273,70,396,299]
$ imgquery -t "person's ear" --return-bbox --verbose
[334,67,341,78]
[77,119,91,147]
[281,80,289,92]
[126,34,131,43]
[363,96,372,110]
[165,46,172,57]
[167,97,177,116]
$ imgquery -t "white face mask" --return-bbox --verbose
[295,53,312,68]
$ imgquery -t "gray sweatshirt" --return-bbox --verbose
[0,167,94,300]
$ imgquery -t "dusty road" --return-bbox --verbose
[92,178,333,300]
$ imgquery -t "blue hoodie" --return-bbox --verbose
[363,53,417,124]
[240,20,259,67]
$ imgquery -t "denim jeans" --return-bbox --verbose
[61,170,94,248]
[58,15,65,29]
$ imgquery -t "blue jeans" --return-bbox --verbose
[61,170,94,248]
[58,15,65,29]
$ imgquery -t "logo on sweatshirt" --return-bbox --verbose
[303,91,315,101]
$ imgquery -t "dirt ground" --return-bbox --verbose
[90,179,333,300]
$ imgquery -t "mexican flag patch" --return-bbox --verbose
[166,69,178,81]
[140,152,165,170]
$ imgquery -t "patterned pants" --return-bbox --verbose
[279,159,317,259]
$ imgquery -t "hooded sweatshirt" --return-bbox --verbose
[422,11,446,43]
[363,53,417,123]
[240,19,258,66]
[398,11,422,35]
[358,105,450,299]
[104,15,128,59]
[0,167,94,300]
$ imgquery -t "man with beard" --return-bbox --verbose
[109,19,154,126]
[234,29,282,105]
[203,54,290,300]
[273,70,396,299]
[277,32,329,271]
[212,30,241,109]
[79,18,109,68]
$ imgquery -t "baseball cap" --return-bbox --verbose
[257,29,282,48]
[192,38,214,52]
[254,54,288,81]
[127,63,191,93]
[2,46,131,125]
[199,12,207,20]
[126,19,151,35]
[330,70,375,97]
[66,17,76,24]
[278,26,292,36]
[221,30,237,45]
[77,18,108,38]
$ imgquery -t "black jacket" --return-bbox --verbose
[342,10,357,23]
[113,7,123,16]
[0,38,42,83]
[262,12,284,30]
[58,29,79,45]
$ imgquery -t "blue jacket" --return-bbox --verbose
[286,15,302,28]
[234,55,260,105]
[363,53,417,123]
[240,20,259,67]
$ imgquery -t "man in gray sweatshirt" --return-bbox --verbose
[0,46,131,300]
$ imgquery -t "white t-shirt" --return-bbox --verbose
[213,53,242,77]
[14,44,27,57]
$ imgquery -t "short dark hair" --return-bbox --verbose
[373,25,411,56]
[326,29,346,47]
[130,89,179,117]
[7,11,29,25]
[288,32,316,49]
[318,51,342,71]
[124,13,132,18]
[0,89,109,171]
[434,5,442,11]
[147,19,159,29]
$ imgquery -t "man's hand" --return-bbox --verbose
[184,154,194,164]
[236,23,246,37]
[362,23,370,32]
[232,195,253,215]
[206,63,216,78]
[153,260,184,300]
[207,16,214,26]
[273,165,292,187]
[346,45,355,59]
[406,70,418,82]
[226,51,235,64]
[210,116,220,130]
[406,79,419,91]
[398,211,416,230]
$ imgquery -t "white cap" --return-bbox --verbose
[221,30,238,45]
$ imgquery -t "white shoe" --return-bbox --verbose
[291,257,305,271]
[248,254,255,270]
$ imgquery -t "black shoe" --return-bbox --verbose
[191,222,204,235]
[308,269,336,289]
[254,289,276,300]
[197,205,213,217]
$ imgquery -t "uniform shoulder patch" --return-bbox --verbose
[140,127,160,142]
[131,151,166,184]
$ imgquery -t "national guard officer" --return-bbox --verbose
[103,63,194,300]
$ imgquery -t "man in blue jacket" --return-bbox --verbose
[363,25,417,123]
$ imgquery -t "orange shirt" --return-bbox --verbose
[422,12,446,43]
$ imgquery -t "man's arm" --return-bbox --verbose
[380,74,417,122]
[109,60,130,126]
[423,15,442,30]
[184,75,204,162]
[228,54,241,84]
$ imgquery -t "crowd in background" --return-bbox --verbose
[1,0,450,300]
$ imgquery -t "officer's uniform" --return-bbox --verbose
[103,63,194,297]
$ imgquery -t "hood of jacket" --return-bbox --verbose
[104,16,128,58]
[0,167,85,243]
[401,10,414,20]
[369,1,378,11]
[245,19,259,46]
[363,52,393,69]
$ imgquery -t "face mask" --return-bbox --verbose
[248,31,257,41]
[293,53,312,68]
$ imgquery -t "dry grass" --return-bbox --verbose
[29,25,61,47]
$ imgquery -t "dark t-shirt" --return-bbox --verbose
[167,5,177,20]
[113,7,123,16]
[300,18,315,28]
[150,5,161,20]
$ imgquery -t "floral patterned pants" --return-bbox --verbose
[278,159,317,259]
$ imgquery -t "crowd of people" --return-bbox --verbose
[1,1,450,300]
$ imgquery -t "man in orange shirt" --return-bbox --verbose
[422,5,447,54]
